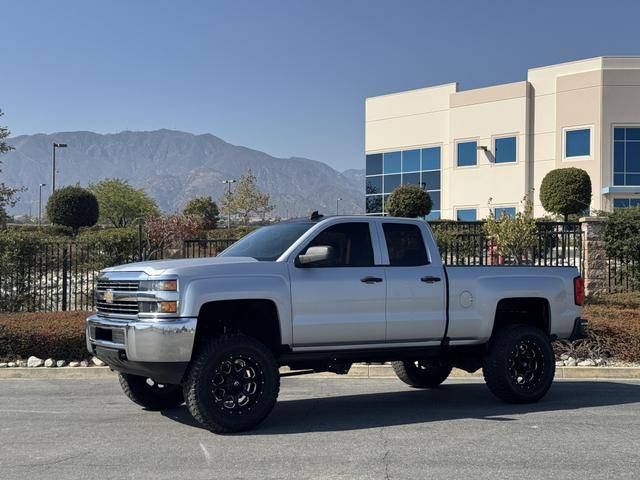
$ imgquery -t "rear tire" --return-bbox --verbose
[483,324,555,404]
[183,334,280,434]
[118,373,184,410]
[392,359,452,388]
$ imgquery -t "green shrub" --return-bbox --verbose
[484,197,537,265]
[0,311,90,361]
[386,185,432,218]
[539,168,592,221]
[183,196,220,229]
[76,227,140,267]
[46,186,99,232]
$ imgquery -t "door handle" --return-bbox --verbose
[420,276,441,283]
[360,276,383,284]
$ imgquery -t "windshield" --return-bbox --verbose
[219,222,315,261]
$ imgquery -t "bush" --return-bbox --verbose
[386,185,432,218]
[46,186,99,232]
[76,227,140,267]
[604,206,640,260]
[483,197,537,265]
[0,311,90,361]
[183,196,220,229]
[539,168,592,221]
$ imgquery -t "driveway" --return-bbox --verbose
[1,377,639,479]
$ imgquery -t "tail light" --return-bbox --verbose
[574,276,585,306]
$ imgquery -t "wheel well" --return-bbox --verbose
[194,299,282,356]
[492,297,550,336]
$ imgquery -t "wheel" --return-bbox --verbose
[483,324,555,404]
[391,358,453,388]
[118,373,184,410]
[183,334,280,434]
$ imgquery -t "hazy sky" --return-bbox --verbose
[2,0,640,171]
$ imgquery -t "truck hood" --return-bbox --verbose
[102,256,259,276]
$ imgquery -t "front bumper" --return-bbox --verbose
[86,314,197,383]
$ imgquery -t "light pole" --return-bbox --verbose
[222,179,237,230]
[52,142,68,193]
[336,197,342,216]
[38,183,47,226]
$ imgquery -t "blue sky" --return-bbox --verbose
[2,0,640,171]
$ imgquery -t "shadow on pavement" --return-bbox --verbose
[161,380,640,434]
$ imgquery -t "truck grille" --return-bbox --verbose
[96,279,140,292]
[96,300,139,315]
[96,279,140,315]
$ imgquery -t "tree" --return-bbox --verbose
[540,168,592,222]
[183,196,219,229]
[89,178,159,228]
[144,214,205,259]
[0,109,24,226]
[221,170,274,225]
[46,186,99,233]
[385,184,432,218]
[484,196,537,265]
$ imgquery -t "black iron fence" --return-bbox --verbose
[182,239,237,258]
[607,255,640,293]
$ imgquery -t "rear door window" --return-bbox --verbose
[382,223,429,266]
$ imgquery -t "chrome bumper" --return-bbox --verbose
[86,314,197,362]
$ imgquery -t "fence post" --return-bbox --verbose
[61,244,69,311]
[580,217,608,296]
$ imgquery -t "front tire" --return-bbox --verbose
[392,359,453,388]
[483,324,555,404]
[118,373,184,410]
[183,334,280,434]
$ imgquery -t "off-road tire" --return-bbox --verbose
[392,359,453,388]
[483,324,555,404]
[118,373,184,410]
[183,334,280,434]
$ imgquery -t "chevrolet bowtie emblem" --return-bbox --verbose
[104,289,115,304]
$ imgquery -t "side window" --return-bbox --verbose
[301,222,374,267]
[382,223,429,267]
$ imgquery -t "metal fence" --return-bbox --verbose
[607,255,640,293]
[182,239,237,258]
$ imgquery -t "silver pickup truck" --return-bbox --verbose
[87,214,586,433]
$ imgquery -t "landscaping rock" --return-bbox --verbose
[595,358,606,366]
[68,361,80,368]
[27,356,44,368]
[578,359,596,367]
[560,353,569,361]
[56,360,67,367]
[565,357,577,367]
[555,361,565,367]
[91,357,105,367]
[0,363,7,368]
[7,362,16,367]
[80,360,89,367]
[17,360,28,367]
[44,358,56,368]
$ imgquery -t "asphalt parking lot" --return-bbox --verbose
[1,377,639,480]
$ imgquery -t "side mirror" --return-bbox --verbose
[297,245,335,266]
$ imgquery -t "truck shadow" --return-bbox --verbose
[161,380,640,434]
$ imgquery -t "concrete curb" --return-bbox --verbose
[1,365,639,380]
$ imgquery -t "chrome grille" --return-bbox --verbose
[96,279,140,292]
[96,278,140,315]
[96,300,138,315]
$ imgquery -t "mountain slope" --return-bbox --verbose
[3,129,365,217]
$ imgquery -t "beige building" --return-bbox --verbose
[365,56,640,220]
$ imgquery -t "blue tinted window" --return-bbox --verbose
[614,198,630,209]
[613,128,640,185]
[402,172,420,186]
[425,211,440,220]
[494,207,516,219]
[614,128,625,141]
[456,209,477,221]
[383,174,401,194]
[457,141,477,166]
[402,150,420,172]
[495,136,517,163]
[615,173,625,186]
[627,174,640,185]
[421,171,440,191]
[614,142,625,173]
[627,128,640,140]
[627,142,640,173]
[565,129,590,157]
[429,191,441,210]
[366,176,382,195]
[422,147,441,170]
[366,195,383,214]
[383,151,401,174]
[366,154,382,175]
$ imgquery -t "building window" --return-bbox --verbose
[456,208,477,221]
[457,140,477,167]
[366,195,383,214]
[565,128,591,158]
[402,149,420,172]
[366,176,382,195]
[613,198,640,209]
[366,153,382,175]
[383,174,401,194]
[613,127,640,186]
[494,207,516,219]
[422,147,440,171]
[494,136,517,164]
[383,151,401,174]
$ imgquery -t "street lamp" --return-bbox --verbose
[336,197,342,216]
[222,179,237,230]
[38,183,47,226]
[52,143,68,193]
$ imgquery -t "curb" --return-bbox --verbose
[1,365,639,380]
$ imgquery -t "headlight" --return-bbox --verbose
[139,279,178,291]
[139,301,178,314]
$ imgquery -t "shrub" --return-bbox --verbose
[539,168,592,221]
[183,196,220,229]
[76,227,140,268]
[483,197,537,264]
[386,185,432,218]
[0,311,90,361]
[46,186,99,232]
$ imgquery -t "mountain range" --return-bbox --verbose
[2,129,365,218]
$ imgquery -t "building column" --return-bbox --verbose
[580,216,608,296]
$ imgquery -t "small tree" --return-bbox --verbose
[183,196,219,229]
[143,214,205,259]
[46,186,99,233]
[221,170,274,225]
[484,196,537,265]
[89,178,159,228]
[540,168,592,222]
[386,184,432,218]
